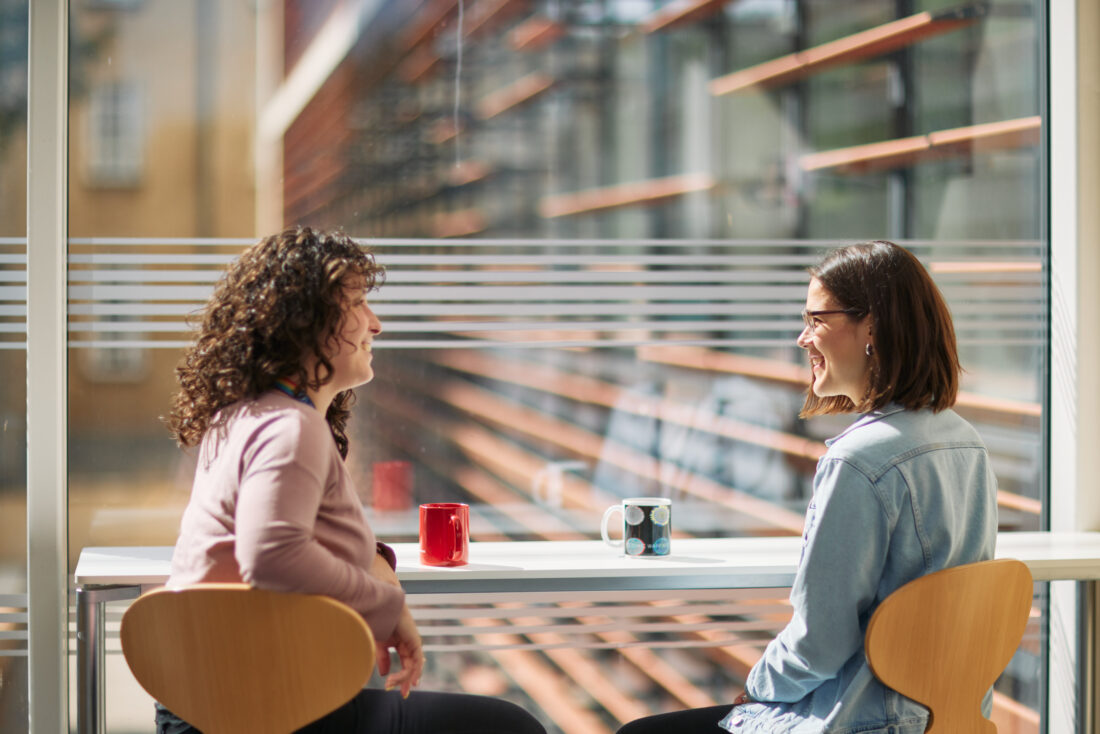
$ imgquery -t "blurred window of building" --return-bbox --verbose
[86,81,144,186]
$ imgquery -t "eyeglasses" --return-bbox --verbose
[801,308,863,333]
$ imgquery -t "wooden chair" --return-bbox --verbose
[120,583,376,734]
[864,558,1033,734]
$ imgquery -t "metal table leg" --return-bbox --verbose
[76,585,142,734]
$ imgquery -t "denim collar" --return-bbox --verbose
[824,403,906,447]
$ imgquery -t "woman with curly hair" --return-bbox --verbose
[163,227,546,734]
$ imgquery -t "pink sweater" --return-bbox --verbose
[169,391,405,641]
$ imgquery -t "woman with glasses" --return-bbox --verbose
[163,227,546,734]
[617,241,998,734]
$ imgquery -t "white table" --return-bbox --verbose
[74,532,1100,734]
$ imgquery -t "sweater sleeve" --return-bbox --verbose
[233,414,405,642]
[746,457,894,703]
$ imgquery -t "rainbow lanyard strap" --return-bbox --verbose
[273,377,315,408]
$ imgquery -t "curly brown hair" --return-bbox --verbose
[168,226,384,458]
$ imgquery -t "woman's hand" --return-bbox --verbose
[733,691,754,706]
[371,550,401,587]
[377,604,424,698]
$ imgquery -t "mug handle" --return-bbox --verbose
[450,515,463,561]
[601,505,624,548]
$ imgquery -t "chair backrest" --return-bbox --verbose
[120,583,376,734]
[864,558,1033,734]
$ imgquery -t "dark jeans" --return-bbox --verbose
[155,689,546,734]
[614,705,734,734]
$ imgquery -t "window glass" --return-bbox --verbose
[67,0,1046,731]
[0,0,27,729]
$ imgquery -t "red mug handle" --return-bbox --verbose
[450,515,463,562]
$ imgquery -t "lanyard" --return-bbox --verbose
[273,377,315,408]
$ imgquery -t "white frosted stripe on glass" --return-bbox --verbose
[380,254,824,266]
[68,237,255,246]
[0,324,27,333]
[64,266,1043,286]
[66,268,812,285]
[64,336,1042,349]
[0,343,26,349]
[65,319,800,333]
[56,301,1045,319]
[937,286,1045,300]
[0,595,27,606]
[69,254,236,265]
[68,285,213,300]
[0,631,28,640]
[64,252,1045,273]
[68,302,797,318]
[65,338,790,350]
[375,270,815,284]
[0,286,27,300]
[420,638,767,653]
[418,619,774,637]
[67,323,193,333]
[0,306,26,316]
[62,284,1042,305]
[67,340,192,349]
[69,270,222,283]
[370,303,804,316]
[360,238,1043,250]
[0,272,28,283]
[369,285,810,300]
[0,613,28,623]
[69,304,200,316]
[0,651,28,657]
[408,588,797,605]
[0,254,27,264]
[67,253,820,266]
[67,284,807,301]
[0,238,26,245]
[65,236,1042,249]
[410,600,785,620]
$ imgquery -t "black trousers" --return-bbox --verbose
[614,704,734,734]
[155,689,547,734]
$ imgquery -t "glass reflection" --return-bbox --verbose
[65,0,1045,732]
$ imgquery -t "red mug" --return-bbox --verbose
[372,460,412,511]
[419,503,469,566]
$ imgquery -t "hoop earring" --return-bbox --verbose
[865,344,874,357]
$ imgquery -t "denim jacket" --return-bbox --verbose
[720,405,998,734]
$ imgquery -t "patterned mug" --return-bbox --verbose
[600,497,671,557]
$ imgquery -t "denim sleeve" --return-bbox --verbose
[746,457,893,703]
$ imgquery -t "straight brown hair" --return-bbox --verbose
[800,241,959,417]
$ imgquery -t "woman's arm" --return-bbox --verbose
[370,553,425,697]
[746,458,893,703]
[233,417,406,641]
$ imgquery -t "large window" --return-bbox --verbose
[60,1,1047,732]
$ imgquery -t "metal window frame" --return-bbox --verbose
[1049,1,1100,732]
[26,0,68,732]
